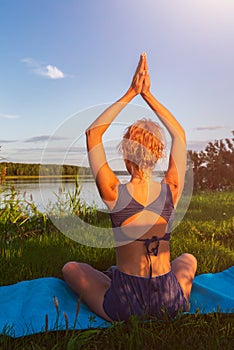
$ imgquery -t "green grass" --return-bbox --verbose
[0,186,233,349]
[0,313,233,349]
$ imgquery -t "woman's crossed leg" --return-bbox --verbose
[171,253,197,301]
[62,262,112,322]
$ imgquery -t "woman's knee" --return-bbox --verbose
[62,261,83,278]
[184,253,197,266]
[180,253,197,262]
[180,253,197,273]
[62,261,93,279]
[172,253,197,274]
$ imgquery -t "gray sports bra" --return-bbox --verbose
[110,182,175,237]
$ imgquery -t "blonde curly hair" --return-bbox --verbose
[118,118,165,173]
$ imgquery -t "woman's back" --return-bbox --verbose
[109,179,174,277]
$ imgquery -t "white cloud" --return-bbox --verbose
[46,65,64,79]
[22,57,65,79]
[34,65,65,79]
[0,114,20,119]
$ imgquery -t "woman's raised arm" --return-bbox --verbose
[141,56,186,206]
[85,53,146,206]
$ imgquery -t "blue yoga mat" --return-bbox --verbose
[0,266,233,338]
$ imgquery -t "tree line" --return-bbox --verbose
[0,162,92,177]
[188,131,234,191]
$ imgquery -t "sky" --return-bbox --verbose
[0,0,233,167]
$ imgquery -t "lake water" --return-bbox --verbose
[4,174,165,212]
[4,176,131,212]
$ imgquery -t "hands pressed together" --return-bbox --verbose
[130,52,151,97]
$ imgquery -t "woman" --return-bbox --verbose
[62,53,197,321]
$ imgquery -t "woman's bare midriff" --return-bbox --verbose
[116,240,171,277]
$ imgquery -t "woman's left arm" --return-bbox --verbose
[140,56,186,206]
[86,53,146,205]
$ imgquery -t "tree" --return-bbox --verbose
[188,131,234,191]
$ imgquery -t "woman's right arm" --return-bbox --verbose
[141,58,186,206]
[85,90,136,204]
[86,53,146,206]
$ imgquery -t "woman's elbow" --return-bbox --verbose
[85,128,102,150]
[85,127,91,138]
[85,126,100,138]
[181,129,186,143]
[172,128,186,144]
[85,128,96,143]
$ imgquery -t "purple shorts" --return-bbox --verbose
[103,268,188,321]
